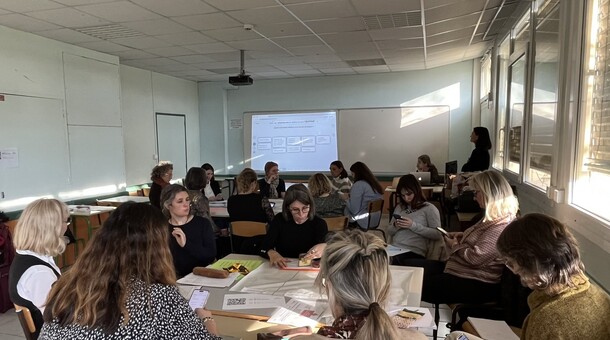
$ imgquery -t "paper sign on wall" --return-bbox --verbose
[230,118,243,129]
[0,148,18,168]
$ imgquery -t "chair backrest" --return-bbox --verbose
[230,221,267,237]
[422,188,433,200]
[142,188,151,197]
[391,176,400,189]
[14,304,36,340]
[367,199,384,230]
[323,216,348,232]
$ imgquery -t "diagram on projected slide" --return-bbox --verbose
[251,112,338,171]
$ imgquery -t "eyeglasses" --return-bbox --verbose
[65,216,72,226]
[290,205,310,214]
[400,190,414,197]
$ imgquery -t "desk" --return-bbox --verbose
[62,205,115,266]
[97,195,150,206]
[210,200,283,218]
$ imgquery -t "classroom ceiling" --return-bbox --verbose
[0,0,522,82]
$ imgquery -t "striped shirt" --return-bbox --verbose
[444,214,515,284]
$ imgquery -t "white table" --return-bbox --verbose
[97,195,150,206]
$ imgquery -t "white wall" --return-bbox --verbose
[199,61,475,174]
[0,24,199,211]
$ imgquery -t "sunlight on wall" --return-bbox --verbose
[400,106,450,128]
[400,82,461,110]
[0,195,54,210]
[58,184,120,200]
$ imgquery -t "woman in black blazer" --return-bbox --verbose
[201,163,223,201]
[461,127,492,172]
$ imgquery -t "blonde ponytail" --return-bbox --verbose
[356,303,399,340]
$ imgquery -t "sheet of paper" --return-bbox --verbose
[386,245,410,257]
[267,307,319,328]
[176,272,239,287]
[208,258,264,281]
[468,317,519,340]
[222,294,286,310]
[385,306,436,329]
[281,258,320,271]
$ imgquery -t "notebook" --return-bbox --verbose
[410,172,431,186]
[467,317,519,340]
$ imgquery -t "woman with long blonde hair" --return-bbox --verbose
[9,198,68,337]
[40,203,221,339]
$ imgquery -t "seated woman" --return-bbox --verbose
[201,163,223,201]
[345,162,383,230]
[39,203,221,339]
[149,162,173,209]
[446,214,610,340]
[416,154,443,184]
[9,199,68,338]
[312,230,426,340]
[461,127,492,172]
[404,170,519,305]
[259,184,328,268]
[161,184,216,278]
[184,167,212,220]
[227,168,274,223]
[387,174,442,264]
[258,161,286,199]
[308,173,346,218]
[329,160,352,194]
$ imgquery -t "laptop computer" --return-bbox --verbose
[410,172,431,186]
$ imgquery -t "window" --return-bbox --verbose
[573,0,610,220]
[494,36,511,170]
[526,0,559,190]
[507,54,526,174]
[480,55,492,100]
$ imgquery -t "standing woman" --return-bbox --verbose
[387,174,441,264]
[40,203,221,339]
[416,155,443,184]
[258,161,286,199]
[308,173,346,218]
[260,184,328,268]
[201,163,223,201]
[161,184,216,278]
[329,160,352,194]
[345,162,383,230]
[461,127,492,172]
[149,162,173,209]
[9,199,68,337]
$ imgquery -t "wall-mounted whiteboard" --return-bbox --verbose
[339,107,450,173]
[0,95,70,206]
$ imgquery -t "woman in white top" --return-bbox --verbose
[201,163,223,201]
[329,160,352,194]
[9,198,68,337]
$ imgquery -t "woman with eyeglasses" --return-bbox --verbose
[259,184,328,268]
[149,162,173,209]
[9,198,69,337]
[161,184,216,278]
[404,170,519,305]
[387,174,442,264]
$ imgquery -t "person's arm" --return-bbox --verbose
[211,180,222,196]
[386,206,402,236]
[259,214,282,259]
[261,197,275,222]
[278,178,286,197]
[450,226,503,266]
[182,218,216,265]
[345,182,364,215]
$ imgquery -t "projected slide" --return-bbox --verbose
[251,112,338,171]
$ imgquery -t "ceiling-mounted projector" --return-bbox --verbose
[230,49,253,86]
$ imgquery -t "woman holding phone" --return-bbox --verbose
[387,174,442,264]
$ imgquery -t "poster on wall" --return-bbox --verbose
[0,148,19,168]
[230,118,243,130]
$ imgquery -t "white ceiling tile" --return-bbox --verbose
[171,54,217,63]
[226,39,283,51]
[287,69,322,76]
[337,50,382,59]
[388,63,425,71]
[199,74,228,81]
[0,0,64,12]
[376,39,423,50]
[131,0,217,17]
[203,27,260,42]
[35,28,100,43]
[286,0,357,21]
[330,41,378,53]
[204,51,243,62]
[144,46,195,57]
[115,49,159,60]
[426,2,487,24]
[369,27,423,40]
[78,40,131,53]
[320,67,356,75]
[247,51,293,59]
[305,17,366,34]
[427,27,476,46]
[0,14,61,31]
[257,56,303,65]
[354,65,390,73]
[426,12,479,29]
[247,66,280,72]
[381,48,424,58]
[76,1,162,22]
[184,42,236,54]
[0,9,8,15]
[171,69,216,76]
[204,0,277,11]
[300,54,343,63]
[320,31,370,45]
[154,63,201,72]
[178,12,242,31]
[276,64,313,71]
[138,57,183,66]
[255,22,311,38]
[155,31,216,45]
[350,0,420,15]
[195,61,238,69]
[253,71,290,78]
[308,61,349,68]
[54,0,117,5]
[121,18,191,36]
[27,7,110,28]
[288,45,333,56]
[274,35,321,47]
[227,6,296,25]
[111,36,172,49]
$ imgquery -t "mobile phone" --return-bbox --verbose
[188,289,210,310]
[392,213,404,220]
[436,227,449,237]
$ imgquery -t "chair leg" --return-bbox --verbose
[433,303,440,340]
